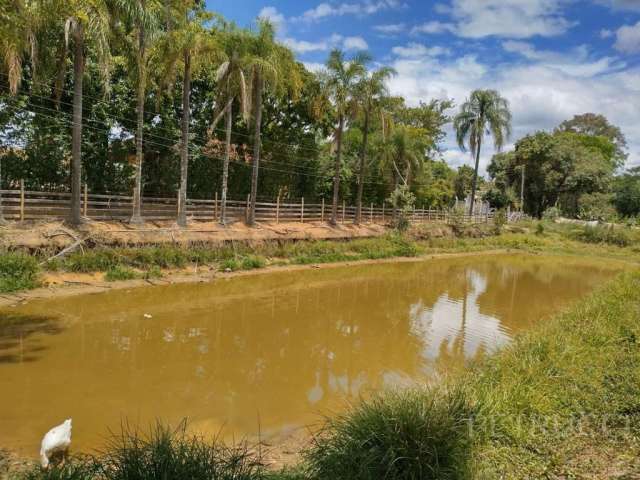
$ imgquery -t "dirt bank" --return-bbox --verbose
[0,219,390,251]
[0,249,510,308]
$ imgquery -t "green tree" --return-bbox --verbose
[59,0,113,225]
[320,49,369,225]
[453,165,475,200]
[614,168,640,218]
[157,0,222,227]
[111,0,163,224]
[453,89,511,215]
[245,20,302,226]
[557,113,627,166]
[353,66,395,224]
[210,26,250,224]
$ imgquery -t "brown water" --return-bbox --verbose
[0,254,623,455]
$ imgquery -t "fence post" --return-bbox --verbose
[370,203,373,223]
[19,179,25,221]
[342,200,346,223]
[321,198,325,222]
[83,183,88,217]
[245,194,250,223]
[214,191,218,221]
[382,203,385,222]
[275,195,280,224]
[301,197,304,223]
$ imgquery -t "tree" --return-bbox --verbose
[614,168,640,217]
[453,89,511,215]
[245,20,301,226]
[557,113,627,166]
[209,27,250,225]
[157,0,222,227]
[320,49,369,225]
[353,66,395,224]
[111,0,163,224]
[60,0,113,225]
[453,165,475,200]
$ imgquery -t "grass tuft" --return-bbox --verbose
[0,252,40,292]
[104,266,138,282]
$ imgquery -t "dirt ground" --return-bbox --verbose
[0,219,390,251]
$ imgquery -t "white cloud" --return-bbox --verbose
[373,23,406,35]
[600,29,613,39]
[297,0,404,22]
[303,62,326,74]
[414,0,576,39]
[283,34,368,54]
[258,6,286,33]
[614,21,640,54]
[343,36,369,50]
[386,47,640,174]
[501,40,626,77]
[392,42,450,58]
[411,21,456,35]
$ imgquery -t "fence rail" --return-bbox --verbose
[0,186,502,225]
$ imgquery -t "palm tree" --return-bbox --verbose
[320,49,369,225]
[157,1,222,227]
[453,89,511,215]
[245,20,301,226]
[111,0,162,224]
[354,66,395,224]
[209,27,250,225]
[57,0,112,225]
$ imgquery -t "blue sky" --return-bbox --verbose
[208,0,640,172]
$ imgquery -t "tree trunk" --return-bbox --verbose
[70,24,84,226]
[330,114,344,225]
[469,134,482,216]
[220,96,232,225]
[177,48,191,227]
[131,21,146,224]
[248,72,263,226]
[355,107,370,225]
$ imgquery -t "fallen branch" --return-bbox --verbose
[40,235,89,265]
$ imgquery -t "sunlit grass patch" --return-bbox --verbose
[104,265,138,282]
[0,252,40,292]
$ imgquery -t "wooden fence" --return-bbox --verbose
[0,186,499,225]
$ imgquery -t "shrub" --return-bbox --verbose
[101,421,264,480]
[0,252,40,292]
[241,255,266,270]
[575,224,632,247]
[542,206,560,221]
[492,209,507,235]
[304,388,472,480]
[220,258,240,272]
[388,186,415,232]
[535,222,545,235]
[104,266,138,282]
[143,266,163,280]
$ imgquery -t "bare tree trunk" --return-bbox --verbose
[330,114,344,225]
[355,108,370,225]
[131,20,146,224]
[70,24,84,226]
[220,96,232,224]
[469,134,482,216]
[248,72,263,226]
[177,49,191,227]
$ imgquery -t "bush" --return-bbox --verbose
[304,388,472,480]
[220,258,240,272]
[104,265,138,282]
[101,421,264,480]
[535,222,545,235]
[542,206,560,221]
[143,266,163,280]
[241,255,266,270]
[575,224,632,247]
[0,252,40,292]
[492,209,507,235]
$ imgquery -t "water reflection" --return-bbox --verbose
[0,254,622,454]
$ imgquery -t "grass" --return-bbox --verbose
[0,253,40,292]
[104,266,138,282]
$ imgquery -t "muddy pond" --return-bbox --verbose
[0,253,624,455]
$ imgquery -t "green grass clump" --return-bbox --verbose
[220,258,240,272]
[104,265,138,282]
[304,388,472,480]
[573,224,633,247]
[143,266,163,280]
[241,255,266,270]
[19,457,100,480]
[101,422,264,480]
[0,252,40,292]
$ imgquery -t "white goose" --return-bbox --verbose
[40,419,72,468]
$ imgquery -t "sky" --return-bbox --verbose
[208,0,640,174]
